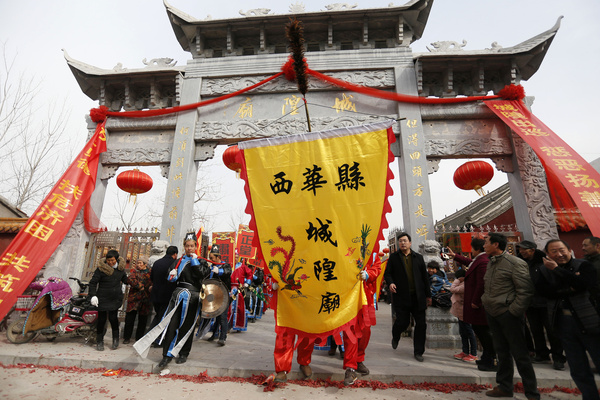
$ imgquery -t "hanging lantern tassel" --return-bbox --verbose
[453,161,494,196]
[116,169,153,204]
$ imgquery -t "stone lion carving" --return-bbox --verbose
[149,240,170,267]
[418,240,444,270]
[426,40,467,52]
[239,8,271,16]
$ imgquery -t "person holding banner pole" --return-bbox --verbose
[342,252,382,385]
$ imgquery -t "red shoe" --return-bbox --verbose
[453,352,467,360]
[462,354,478,362]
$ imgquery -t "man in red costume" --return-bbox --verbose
[342,253,382,385]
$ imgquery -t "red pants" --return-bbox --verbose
[274,330,315,373]
[343,325,371,370]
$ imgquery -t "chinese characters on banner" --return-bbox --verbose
[0,121,107,321]
[211,232,236,265]
[485,100,600,236]
[236,224,258,261]
[238,121,395,338]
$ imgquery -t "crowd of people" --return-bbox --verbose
[87,234,271,367]
[85,232,600,398]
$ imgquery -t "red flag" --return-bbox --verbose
[485,100,600,236]
[0,122,107,321]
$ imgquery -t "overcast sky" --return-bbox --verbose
[1,0,599,240]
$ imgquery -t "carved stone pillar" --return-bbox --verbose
[160,77,203,245]
[508,133,558,248]
[394,65,435,248]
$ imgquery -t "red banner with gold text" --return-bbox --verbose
[0,122,107,320]
[212,232,236,265]
[485,100,600,236]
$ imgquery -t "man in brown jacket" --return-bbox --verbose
[481,233,539,400]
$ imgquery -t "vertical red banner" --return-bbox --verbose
[211,232,236,265]
[485,100,600,236]
[235,224,257,261]
[0,122,107,321]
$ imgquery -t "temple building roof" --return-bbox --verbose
[63,2,562,109]
[164,0,434,57]
[415,16,563,83]
[435,183,513,229]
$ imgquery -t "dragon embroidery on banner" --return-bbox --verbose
[268,226,308,298]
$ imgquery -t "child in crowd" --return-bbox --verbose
[450,268,478,362]
[426,261,451,296]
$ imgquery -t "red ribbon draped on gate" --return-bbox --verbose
[485,100,600,236]
[0,122,107,321]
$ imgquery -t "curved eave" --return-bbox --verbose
[63,49,184,101]
[414,16,562,81]
[164,0,434,53]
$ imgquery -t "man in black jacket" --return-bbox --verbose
[148,246,178,347]
[383,232,431,362]
[536,239,600,400]
[517,240,566,370]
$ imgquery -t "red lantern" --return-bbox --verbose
[453,160,494,196]
[223,145,242,173]
[116,169,153,203]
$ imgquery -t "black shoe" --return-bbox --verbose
[414,354,424,362]
[207,335,216,342]
[478,363,498,372]
[122,339,130,345]
[217,339,226,346]
[96,341,104,351]
[553,360,565,370]
[391,338,399,350]
[150,342,161,348]
[175,355,187,364]
[158,357,172,368]
[111,337,119,350]
[328,347,336,356]
[532,355,551,364]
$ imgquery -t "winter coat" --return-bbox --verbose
[450,279,465,320]
[126,266,152,315]
[88,256,128,311]
[535,258,599,333]
[454,252,489,325]
[384,249,430,311]
[481,252,533,318]
[150,255,177,305]
[522,249,549,308]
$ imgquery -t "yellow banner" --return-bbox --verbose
[239,122,394,335]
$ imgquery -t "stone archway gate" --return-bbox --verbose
[53,1,562,281]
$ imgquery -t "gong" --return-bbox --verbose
[200,278,228,318]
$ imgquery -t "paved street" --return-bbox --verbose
[0,303,595,399]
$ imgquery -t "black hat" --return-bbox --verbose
[209,244,220,255]
[184,232,197,244]
[517,240,537,249]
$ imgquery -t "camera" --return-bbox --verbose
[441,247,449,253]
